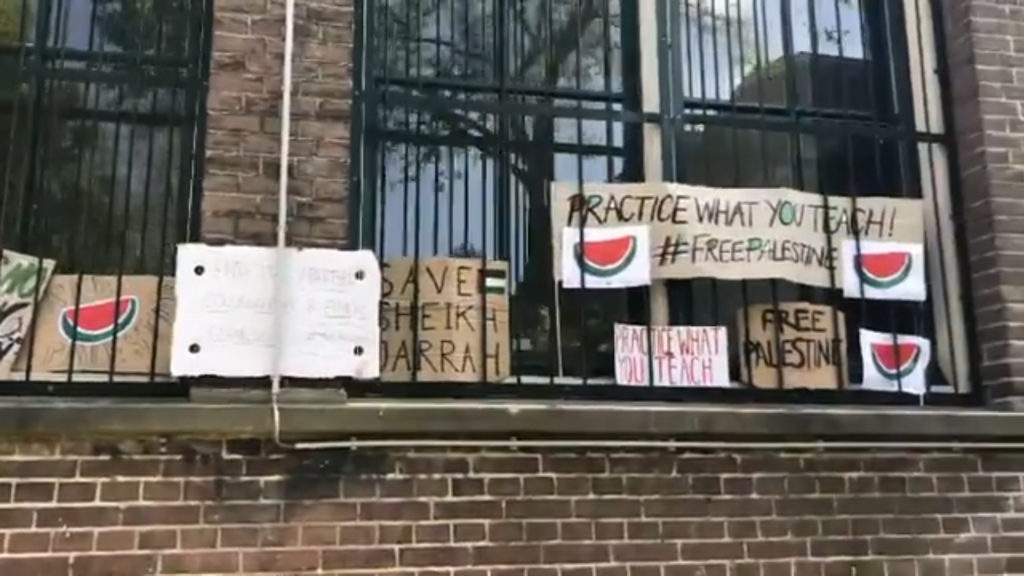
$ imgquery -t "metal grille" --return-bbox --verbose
[0,0,210,389]
[353,0,973,403]
[0,0,210,274]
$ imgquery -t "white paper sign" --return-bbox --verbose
[859,328,931,395]
[841,240,926,302]
[171,244,381,379]
[614,324,730,387]
[561,225,651,289]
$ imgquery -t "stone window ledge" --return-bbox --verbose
[2,397,1024,443]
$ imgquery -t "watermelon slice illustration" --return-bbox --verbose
[573,234,638,278]
[869,341,922,381]
[59,296,140,346]
[855,251,913,289]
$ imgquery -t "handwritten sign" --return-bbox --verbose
[551,182,924,289]
[381,258,510,383]
[737,302,847,390]
[0,250,55,377]
[614,324,730,387]
[170,245,381,379]
[13,275,174,377]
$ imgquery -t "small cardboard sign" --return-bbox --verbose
[859,328,930,395]
[171,245,382,379]
[380,258,510,383]
[841,240,927,301]
[561,225,651,289]
[614,324,730,387]
[737,302,847,390]
[0,250,56,377]
[13,275,173,376]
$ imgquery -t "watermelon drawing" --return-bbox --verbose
[59,296,140,346]
[869,341,922,381]
[855,251,913,289]
[573,234,638,278]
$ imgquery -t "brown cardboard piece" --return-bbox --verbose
[0,250,56,377]
[380,258,510,383]
[14,275,175,376]
[737,301,847,390]
[551,182,924,289]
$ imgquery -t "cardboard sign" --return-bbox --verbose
[737,302,847,390]
[614,324,730,387]
[381,258,510,383]
[859,328,930,395]
[171,245,381,379]
[561,225,652,289]
[0,250,56,377]
[13,275,173,376]
[841,240,927,302]
[551,182,924,289]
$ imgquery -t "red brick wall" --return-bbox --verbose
[1,441,1024,575]
[940,0,1024,402]
[201,0,353,248]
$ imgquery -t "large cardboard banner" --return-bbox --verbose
[551,182,924,289]
[15,275,174,376]
[737,302,847,390]
[0,250,56,377]
[381,258,510,383]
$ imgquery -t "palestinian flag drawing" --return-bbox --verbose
[858,328,931,396]
[841,240,926,302]
[482,268,507,296]
[59,295,141,346]
[561,225,651,289]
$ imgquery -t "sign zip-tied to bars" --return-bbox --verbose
[170,245,381,379]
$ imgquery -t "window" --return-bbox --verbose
[0,0,210,275]
[354,0,971,400]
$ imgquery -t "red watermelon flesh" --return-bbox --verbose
[577,236,635,267]
[65,298,134,331]
[870,342,921,380]
[855,251,912,288]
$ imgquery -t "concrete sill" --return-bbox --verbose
[0,397,1023,443]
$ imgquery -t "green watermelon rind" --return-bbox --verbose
[870,343,921,381]
[573,236,638,279]
[855,252,913,290]
[58,296,140,346]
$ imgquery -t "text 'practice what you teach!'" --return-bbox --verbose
[550,182,924,289]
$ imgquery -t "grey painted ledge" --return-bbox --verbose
[1,396,1024,442]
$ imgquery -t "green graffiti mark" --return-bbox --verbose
[0,257,42,299]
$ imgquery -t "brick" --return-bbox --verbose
[542,543,610,564]
[51,530,93,552]
[435,500,503,520]
[123,505,200,526]
[96,530,137,551]
[473,544,542,565]
[0,556,70,576]
[72,554,157,575]
[36,506,120,528]
[400,545,472,567]
[242,550,319,573]
[358,501,427,521]
[323,548,396,570]
[161,551,240,574]
[7,531,51,553]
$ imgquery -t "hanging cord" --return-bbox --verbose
[271,0,296,447]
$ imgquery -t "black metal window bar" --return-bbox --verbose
[354,0,974,404]
[0,0,211,389]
